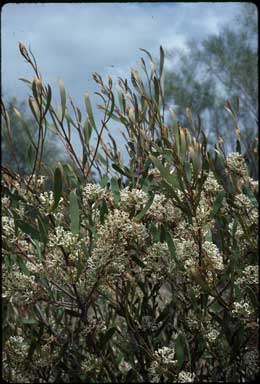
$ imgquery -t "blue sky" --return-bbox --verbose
[2,2,243,156]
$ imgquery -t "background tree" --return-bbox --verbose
[1,97,67,176]
[164,3,258,178]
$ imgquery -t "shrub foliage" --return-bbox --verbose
[1,43,259,383]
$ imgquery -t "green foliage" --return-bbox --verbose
[1,98,66,176]
[164,3,258,178]
[1,41,258,383]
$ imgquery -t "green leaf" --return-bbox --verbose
[13,107,36,149]
[159,45,165,78]
[51,167,63,211]
[139,48,153,62]
[112,163,131,177]
[43,84,52,118]
[28,97,40,123]
[27,144,36,167]
[85,93,96,131]
[16,256,30,275]
[205,227,212,242]
[37,214,48,244]
[16,220,41,241]
[70,190,80,235]
[22,318,38,325]
[153,77,160,104]
[135,193,154,221]
[100,199,109,224]
[236,139,241,154]
[100,175,109,188]
[83,117,92,145]
[165,231,182,269]
[129,252,146,268]
[242,186,258,207]
[150,155,180,189]
[99,327,117,349]
[184,160,192,184]
[33,240,43,261]
[110,177,121,203]
[210,191,226,218]
[19,77,32,89]
[58,79,66,121]
[175,333,185,368]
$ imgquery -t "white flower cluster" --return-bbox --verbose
[225,152,249,178]
[148,194,183,224]
[174,236,223,284]
[234,194,258,226]
[178,370,195,382]
[39,191,55,210]
[203,241,224,271]
[144,242,171,277]
[88,209,148,280]
[154,346,177,365]
[206,328,220,344]
[232,300,253,318]
[119,187,148,212]
[25,175,46,189]
[2,215,16,243]
[237,265,259,286]
[5,336,29,359]
[48,226,80,251]
[175,238,198,264]
[82,183,106,206]
[3,266,40,304]
[203,172,223,196]
[191,171,223,225]
[2,196,11,208]
[119,187,183,224]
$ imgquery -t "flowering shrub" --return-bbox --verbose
[1,44,259,382]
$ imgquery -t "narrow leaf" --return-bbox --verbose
[70,190,80,235]
[58,79,66,121]
[135,193,154,221]
[99,327,116,349]
[210,191,226,218]
[51,167,63,211]
[110,177,121,203]
[150,155,180,189]
[16,220,41,241]
[175,333,185,367]
[165,231,182,268]
[85,93,96,131]
[159,45,164,78]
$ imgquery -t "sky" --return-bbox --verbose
[2,2,243,157]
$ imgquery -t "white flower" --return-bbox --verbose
[154,346,177,365]
[232,300,252,317]
[178,370,195,382]
[237,265,259,286]
[226,152,249,178]
[83,183,105,206]
[203,241,224,271]
[206,329,219,343]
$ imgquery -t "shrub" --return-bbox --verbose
[1,44,259,383]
